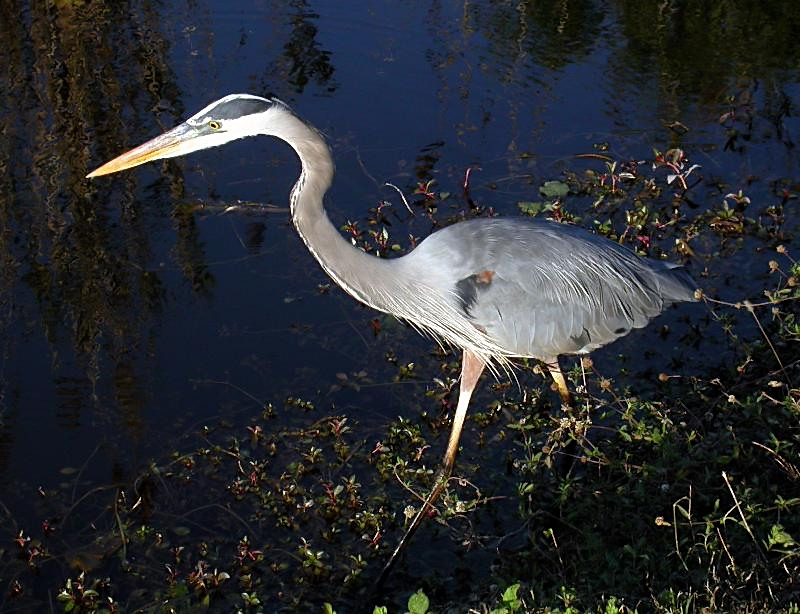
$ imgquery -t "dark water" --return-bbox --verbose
[1,0,799,609]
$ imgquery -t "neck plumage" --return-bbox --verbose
[272,114,394,314]
[267,110,507,369]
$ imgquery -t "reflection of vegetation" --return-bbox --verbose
[466,0,605,72]
[172,204,216,294]
[614,1,800,85]
[438,0,800,134]
[609,1,800,125]
[0,2,186,435]
[266,0,337,95]
[461,0,800,85]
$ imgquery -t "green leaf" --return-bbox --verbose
[493,586,523,613]
[323,604,336,614]
[766,524,797,549]
[494,583,522,612]
[373,607,388,614]
[539,180,569,198]
[518,201,545,216]
[502,583,520,603]
[407,589,430,614]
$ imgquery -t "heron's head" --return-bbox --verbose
[87,94,297,178]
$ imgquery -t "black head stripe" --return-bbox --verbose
[207,97,274,120]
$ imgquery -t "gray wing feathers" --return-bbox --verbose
[409,218,697,360]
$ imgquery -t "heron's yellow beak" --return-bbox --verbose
[86,123,194,178]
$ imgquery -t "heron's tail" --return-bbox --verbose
[653,262,699,304]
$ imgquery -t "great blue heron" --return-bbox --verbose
[87,93,697,577]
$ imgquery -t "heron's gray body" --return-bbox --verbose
[402,217,696,361]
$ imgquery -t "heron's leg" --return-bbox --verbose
[545,358,572,406]
[377,349,485,586]
[442,349,485,471]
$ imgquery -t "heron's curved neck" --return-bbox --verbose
[273,115,393,312]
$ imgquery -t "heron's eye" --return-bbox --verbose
[208,120,222,130]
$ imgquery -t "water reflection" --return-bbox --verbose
[272,0,337,94]
[467,0,606,71]
[1,3,182,479]
[422,0,800,168]
[0,0,344,484]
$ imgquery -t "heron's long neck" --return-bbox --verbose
[276,118,394,313]
[267,113,504,367]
